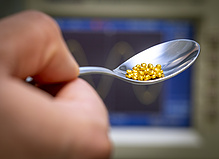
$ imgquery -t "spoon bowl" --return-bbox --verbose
[79,39,200,85]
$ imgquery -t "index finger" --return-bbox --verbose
[0,10,79,83]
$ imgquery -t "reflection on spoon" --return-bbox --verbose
[79,39,200,85]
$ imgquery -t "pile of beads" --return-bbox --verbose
[125,63,165,81]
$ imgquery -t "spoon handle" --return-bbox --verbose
[79,66,115,76]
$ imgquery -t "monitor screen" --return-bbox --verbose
[55,18,194,127]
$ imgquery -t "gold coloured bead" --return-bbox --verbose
[144,78,148,81]
[153,71,157,77]
[160,70,163,74]
[136,64,141,68]
[139,71,144,76]
[133,66,138,70]
[143,70,148,76]
[157,72,162,78]
[156,64,162,69]
[126,69,132,74]
[132,70,138,73]
[146,75,151,80]
[133,72,138,77]
[132,76,138,80]
[148,63,153,69]
[140,67,146,71]
[149,70,154,75]
[151,74,156,79]
[126,74,133,78]
[154,67,159,73]
[141,63,147,67]
[138,76,144,81]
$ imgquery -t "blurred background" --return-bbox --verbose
[1,0,219,158]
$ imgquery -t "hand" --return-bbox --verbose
[0,10,111,159]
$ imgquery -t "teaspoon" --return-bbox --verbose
[79,39,200,85]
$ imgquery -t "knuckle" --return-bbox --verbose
[21,10,60,39]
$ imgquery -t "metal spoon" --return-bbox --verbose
[79,39,200,85]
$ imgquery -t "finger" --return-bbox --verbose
[55,78,109,125]
[54,78,111,158]
[0,77,68,158]
[56,78,101,102]
[0,10,79,83]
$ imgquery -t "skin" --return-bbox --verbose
[0,10,111,159]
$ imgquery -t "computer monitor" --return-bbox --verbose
[55,18,194,127]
